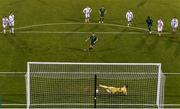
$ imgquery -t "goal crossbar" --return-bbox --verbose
[27,62,161,66]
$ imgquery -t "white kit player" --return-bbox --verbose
[83,6,92,23]
[157,19,164,36]
[171,17,178,32]
[2,16,9,35]
[126,10,133,27]
[9,12,15,34]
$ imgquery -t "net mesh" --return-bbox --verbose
[27,63,165,108]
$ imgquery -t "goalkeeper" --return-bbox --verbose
[99,84,128,95]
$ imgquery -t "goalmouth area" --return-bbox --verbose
[26,62,165,109]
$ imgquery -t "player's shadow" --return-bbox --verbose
[1,0,26,7]
[88,25,99,32]
[98,48,118,53]
[73,25,85,32]
[174,44,180,57]
[5,36,30,55]
[163,35,178,49]
[37,0,49,6]
[137,0,149,8]
[65,47,85,52]
[113,28,130,40]
[167,37,180,57]
[135,36,159,52]
[64,25,86,37]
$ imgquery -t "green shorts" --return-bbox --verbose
[100,14,105,17]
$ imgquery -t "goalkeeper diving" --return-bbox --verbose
[99,84,128,95]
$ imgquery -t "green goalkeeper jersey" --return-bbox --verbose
[99,7,106,17]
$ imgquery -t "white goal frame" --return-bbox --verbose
[26,62,165,109]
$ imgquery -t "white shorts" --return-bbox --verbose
[9,21,14,27]
[85,14,90,18]
[172,25,178,29]
[127,18,132,22]
[158,27,163,32]
[2,24,8,28]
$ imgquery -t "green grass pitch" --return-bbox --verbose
[0,0,180,108]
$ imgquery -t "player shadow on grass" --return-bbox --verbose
[73,25,85,32]
[2,0,26,7]
[165,37,180,57]
[135,36,160,52]
[65,47,85,52]
[37,0,49,6]
[97,48,118,53]
[6,37,30,55]
[137,0,149,8]
[88,25,99,32]
[163,35,179,49]
[173,44,180,57]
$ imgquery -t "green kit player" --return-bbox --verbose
[99,7,106,23]
[85,32,98,51]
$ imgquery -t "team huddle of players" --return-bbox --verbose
[2,12,15,35]
[83,6,179,36]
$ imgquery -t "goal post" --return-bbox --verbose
[26,62,165,109]
[26,63,30,109]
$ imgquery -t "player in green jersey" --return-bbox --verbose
[99,6,106,23]
[85,32,98,51]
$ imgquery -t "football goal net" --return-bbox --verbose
[26,62,165,108]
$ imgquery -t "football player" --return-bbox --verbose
[99,84,128,95]
[83,6,92,23]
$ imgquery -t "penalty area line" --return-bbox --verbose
[0,22,179,35]
[12,31,180,35]
[14,22,148,32]
[15,31,147,34]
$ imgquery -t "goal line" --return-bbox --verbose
[2,103,180,106]
[0,72,179,75]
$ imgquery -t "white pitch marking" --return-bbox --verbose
[0,72,180,75]
[0,72,25,74]
[15,31,146,34]
[14,22,148,32]
[0,22,179,34]
[2,103,180,106]
[9,31,180,35]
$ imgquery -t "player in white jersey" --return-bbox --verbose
[171,17,178,32]
[126,10,133,27]
[83,6,92,23]
[2,16,9,35]
[157,19,164,36]
[9,12,15,34]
